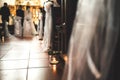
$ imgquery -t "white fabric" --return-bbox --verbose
[38,12,43,39]
[42,1,53,50]
[14,16,22,37]
[23,10,37,37]
[5,21,10,37]
[63,0,102,80]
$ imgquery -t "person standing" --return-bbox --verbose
[14,5,24,37]
[23,6,37,37]
[0,2,10,38]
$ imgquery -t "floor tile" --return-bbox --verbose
[27,68,54,80]
[29,59,49,68]
[30,53,48,59]
[1,52,29,60]
[0,45,12,51]
[0,35,64,80]
[0,51,8,59]
[0,69,27,80]
[30,49,43,53]
[0,60,28,70]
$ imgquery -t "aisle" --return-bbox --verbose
[0,36,64,80]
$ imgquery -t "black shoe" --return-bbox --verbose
[39,38,43,40]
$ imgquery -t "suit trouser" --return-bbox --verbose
[2,20,9,38]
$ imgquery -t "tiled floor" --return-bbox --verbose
[0,36,64,80]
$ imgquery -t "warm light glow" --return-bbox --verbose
[0,0,16,6]
[50,57,59,64]
[63,55,68,63]
[53,57,56,61]
[52,64,57,72]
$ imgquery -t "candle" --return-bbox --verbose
[50,56,59,64]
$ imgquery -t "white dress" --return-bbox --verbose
[4,21,10,38]
[37,12,43,39]
[14,16,22,37]
[23,10,37,37]
[42,1,53,50]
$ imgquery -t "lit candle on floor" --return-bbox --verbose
[64,55,68,63]
[50,57,59,64]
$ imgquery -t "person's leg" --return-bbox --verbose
[21,19,24,38]
[2,20,6,38]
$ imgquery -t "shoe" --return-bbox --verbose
[39,38,43,40]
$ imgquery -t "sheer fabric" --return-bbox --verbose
[38,12,43,39]
[23,10,37,37]
[42,1,53,51]
[14,16,22,37]
[62,0,118,80]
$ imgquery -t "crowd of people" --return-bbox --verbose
[0,2,40,39]
[15,5,42,38]
[0,2,47,39]
[0,1,56,52]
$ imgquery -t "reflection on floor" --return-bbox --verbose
[0,36,64,80]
